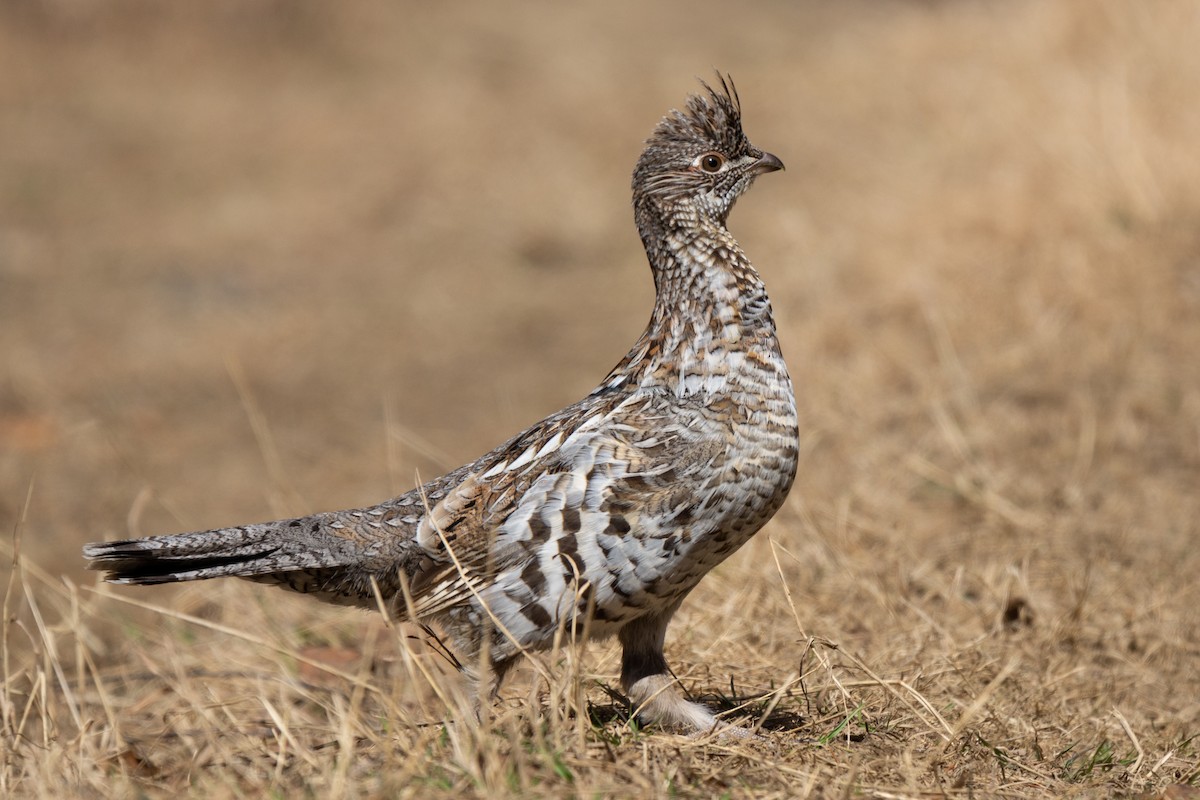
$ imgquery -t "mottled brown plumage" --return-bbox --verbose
[83,75,798,734]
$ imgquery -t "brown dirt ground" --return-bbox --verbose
[2,1,1199,797]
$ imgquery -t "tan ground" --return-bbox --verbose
[2,1,1199,797]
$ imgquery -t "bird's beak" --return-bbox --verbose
[750,151,785,175]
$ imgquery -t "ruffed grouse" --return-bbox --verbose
[84,76,799,734]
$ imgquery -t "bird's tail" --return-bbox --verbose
[82,514,375,587]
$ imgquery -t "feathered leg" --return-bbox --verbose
[617,601,722,733]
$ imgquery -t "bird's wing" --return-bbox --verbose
[399,391,726,620]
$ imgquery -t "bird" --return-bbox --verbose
[83,75,799,735]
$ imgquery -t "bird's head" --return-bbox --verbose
[633,74,783,229]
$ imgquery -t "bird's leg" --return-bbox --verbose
[617,602,722,734]
[460,653,519,722]
[488,654,518,700]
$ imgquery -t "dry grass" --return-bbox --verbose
[3,0,1200,797]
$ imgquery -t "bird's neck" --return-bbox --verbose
[594,211,781,397]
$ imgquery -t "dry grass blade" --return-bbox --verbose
[1114,706,1146,776]
[947,656,1019,740]
[82,587,390,701]
[225,355,307,519]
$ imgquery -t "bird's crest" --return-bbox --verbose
[646,73,751,158]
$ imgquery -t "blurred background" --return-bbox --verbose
[1,0,1198,614]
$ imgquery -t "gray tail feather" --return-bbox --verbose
[82,516,363,586]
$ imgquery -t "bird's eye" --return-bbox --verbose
[698,152,725,173]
